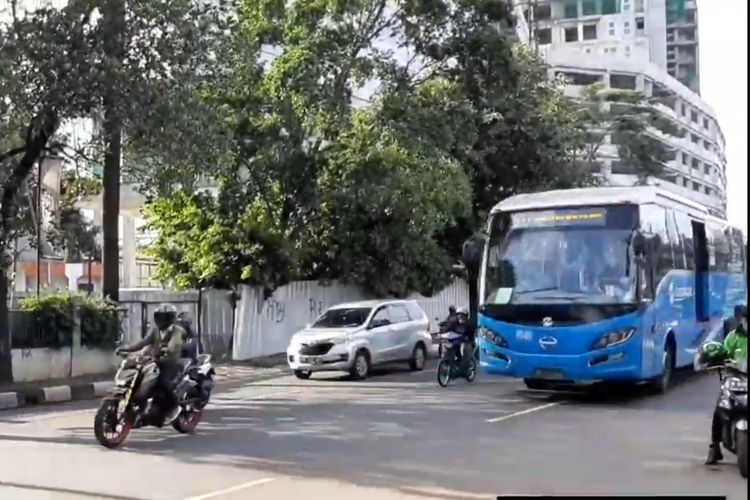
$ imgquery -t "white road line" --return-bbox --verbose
[485,402,558,423]
[182,477,276,500]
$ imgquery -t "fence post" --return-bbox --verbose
[70,305,82,378]
[197,288,203,354]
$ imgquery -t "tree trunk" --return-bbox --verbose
[0,108,59,383]
[0,269,12,383]
[101,0,126,301]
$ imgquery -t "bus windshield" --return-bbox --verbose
[483,205,638,305]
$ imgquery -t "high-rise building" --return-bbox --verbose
[516,0,726,218]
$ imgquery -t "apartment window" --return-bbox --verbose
[635,17,645,33]
[704,164,711,175]
[692,158,699,169]
[624,21,631,35]
[610,74,637,90]
[706,187,712,197]
[563,0,578,19]
[533,4,551,20]
[602,0,619,14]
[609,22,615,36]
[681,103,687,116]
[703,118,709,129]
[691,134,699,144]
[681,152,688,165]
[703,140,711,151]
[565,27,579,42]
[584,47,592,54]
[692,182,700,192]
[558,71,602,85]
[583,24,598,40]
[622,0,631,11]
[691,110,698,123]
[582,0,597,15]
[625,45,631,56]
[610,46,617,54]
[535,28,552,45]
[634,0,644,13]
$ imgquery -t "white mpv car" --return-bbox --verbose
[286,300,432,380]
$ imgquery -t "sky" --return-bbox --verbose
[697,0,747,233]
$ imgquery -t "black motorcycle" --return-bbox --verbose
[94,347,215,449]
[711,360,748,478]
[696,344,748,479]
[437,333,477,387]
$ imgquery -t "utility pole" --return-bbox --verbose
[101,0,125,302]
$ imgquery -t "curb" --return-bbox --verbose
[0,365,289,412]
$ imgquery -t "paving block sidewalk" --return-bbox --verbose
[0,353,288,411]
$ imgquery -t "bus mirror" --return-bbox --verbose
[632,233,646,256]
[462,236,485,270]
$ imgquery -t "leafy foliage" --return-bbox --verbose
[576,83,684,183]
[15,292,121,349]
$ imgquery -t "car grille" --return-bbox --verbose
[299,343,334,356]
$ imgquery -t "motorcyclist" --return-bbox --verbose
[701,304,747,465]
[116,304,186,424]
[176,311,199,360]
[448,307,476,366]
[722,304,746,340]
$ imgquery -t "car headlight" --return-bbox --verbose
[329,336,350,345]
[592,328,635,350]
[478,327,508,347]
[724,377,748,393]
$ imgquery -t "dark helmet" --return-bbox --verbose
[448,305,457,315]
[734,304,747,318]
[153,304,177,331]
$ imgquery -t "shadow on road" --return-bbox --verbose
[0,368,729,496]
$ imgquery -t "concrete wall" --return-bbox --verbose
[11,347,118,383]
[232,279,469,360]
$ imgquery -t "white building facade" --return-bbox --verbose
[516,0,727,218]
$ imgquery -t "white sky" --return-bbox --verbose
[697,0,747,233]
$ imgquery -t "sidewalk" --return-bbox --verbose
[0,353,289,411]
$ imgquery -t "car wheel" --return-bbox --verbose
[293,370,312,380]
[349,350,370,380]
[409,343,426,371]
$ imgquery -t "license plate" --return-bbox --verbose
[533,369,563,380]
[300,356,311,363]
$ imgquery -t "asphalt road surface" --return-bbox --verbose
[0,362,746,500]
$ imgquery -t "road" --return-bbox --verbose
[0,362,746,500]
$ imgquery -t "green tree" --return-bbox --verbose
[576,83,684,184]
[0,0,231,381]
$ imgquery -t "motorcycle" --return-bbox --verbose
[436,333,477,387]
[93,347,215,449]
[695,344,748,479]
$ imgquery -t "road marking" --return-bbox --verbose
[485,402,558,423]
[182,478,276,500]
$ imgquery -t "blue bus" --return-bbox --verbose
[477,186,747,392]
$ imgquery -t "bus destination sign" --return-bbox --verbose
[512,208,607,227]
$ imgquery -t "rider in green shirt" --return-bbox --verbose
[703,304,747,465]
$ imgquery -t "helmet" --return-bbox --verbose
[153,304,177,331]
[448,305,457,315]
[734,304,747,318]
[697,341,724,365]
[456,307,469,317]
[177,311,192,326]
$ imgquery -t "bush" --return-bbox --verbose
[17,293,123,350]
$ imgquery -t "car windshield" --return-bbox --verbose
[312,307,372,328]
[483,206,637,305]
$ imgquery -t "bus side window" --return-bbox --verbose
[673,210,695,270]
[640,204,671,295]
[666,209,686,270]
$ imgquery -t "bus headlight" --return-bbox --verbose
[592,329,635,350]
[478,327,508,348]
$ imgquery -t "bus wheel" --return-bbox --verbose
[651,341,675,394]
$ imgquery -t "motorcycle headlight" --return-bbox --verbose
[115,369,137,385]
[724,377,748,393]
[478,327,508,348]
[592,328,635,350]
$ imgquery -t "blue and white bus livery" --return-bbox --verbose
[477,186,747,392]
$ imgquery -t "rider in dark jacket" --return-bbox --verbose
[450,307,476,365]
[116,304,185,423]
